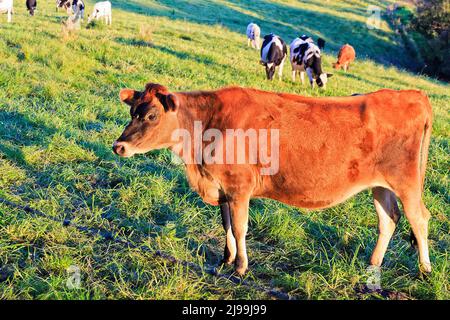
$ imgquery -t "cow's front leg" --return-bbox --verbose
[229,197,250,276]
[220,202,236,265]
[306,68,314,88]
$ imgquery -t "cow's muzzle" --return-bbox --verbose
[112,141,128,157]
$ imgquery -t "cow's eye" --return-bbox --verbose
[148,114,157,121]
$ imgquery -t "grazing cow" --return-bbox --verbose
[26,0,36,16]
[56,0,71,13]
[0,0,13,23]
[72,0,84,19]
[289,35,314,84]
[260,34,287,80]
[292,40,332,88]
[87,1,112,25]
[113,83,434,276]
[317,37,326,50]
[333,44,356,72]
[246,23,261,49]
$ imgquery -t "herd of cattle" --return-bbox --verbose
[247,22,356,87]
[0,0,112,24]
[1,2,357,85]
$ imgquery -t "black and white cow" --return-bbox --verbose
[56,0,71,13]
[260,34,287,80]
[72,0,84,19]
[290,35,313,84]
[26,0,37,16]
[290,35,332,88]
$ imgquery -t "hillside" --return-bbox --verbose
[0,0,448,299]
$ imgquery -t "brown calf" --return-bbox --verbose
[114,83,433,276]
[333,44,356,72]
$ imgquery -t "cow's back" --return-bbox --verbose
[338,44,356,63]
[210,87,431,209]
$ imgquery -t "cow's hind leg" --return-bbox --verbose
[220,202,236,265]
[399,192,432,273]
[370,187,401,267]
[229,196,250,275]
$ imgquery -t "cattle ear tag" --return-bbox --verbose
[119,89,137,106]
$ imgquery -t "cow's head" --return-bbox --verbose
[310,56,332,88]
[332,62,341,70]
[113,83,180,157]
[315,72,333,87]
[262,62,276,80]
[87,9,100,23]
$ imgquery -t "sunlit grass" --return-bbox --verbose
[0,0,448,300]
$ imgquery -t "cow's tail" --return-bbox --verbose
[419,95,433,192]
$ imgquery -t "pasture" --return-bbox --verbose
[0,0,448,299]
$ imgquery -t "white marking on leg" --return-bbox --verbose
[278,56,286,80]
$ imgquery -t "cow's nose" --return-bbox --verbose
[112,141,126,156]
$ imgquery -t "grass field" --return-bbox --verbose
[0,0,448,300]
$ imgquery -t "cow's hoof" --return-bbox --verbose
[221,257,235,266]
[235,266,247,277]
[234,260,248,276]
[419,263,432,275]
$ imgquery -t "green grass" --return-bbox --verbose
[0,0,449,300]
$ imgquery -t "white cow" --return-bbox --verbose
[0,0,13,23]
[246,23,260,49]
[88,1,111,25]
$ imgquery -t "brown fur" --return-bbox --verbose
[333,44,356,71]
[114,84,433,275]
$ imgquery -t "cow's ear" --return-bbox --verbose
[120,89,139,106]
[327,73,333,78]
[159,93,179,112]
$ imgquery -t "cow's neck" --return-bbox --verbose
[169,90,218,165]
[177,91,217,128]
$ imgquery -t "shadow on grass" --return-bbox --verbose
[114,36,154,47]
[0,110,56,167]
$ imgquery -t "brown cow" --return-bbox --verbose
[113,83,433,276]
[333,44,356,72]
